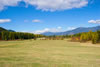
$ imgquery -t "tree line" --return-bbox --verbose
[44,31,100,44]
[1,30,100,44]
[0,31,44,40]
[71,30,100,44]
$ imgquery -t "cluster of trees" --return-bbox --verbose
[0,31,44,40]
[71,31,100,44]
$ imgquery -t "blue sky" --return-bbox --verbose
[0,0,100,34]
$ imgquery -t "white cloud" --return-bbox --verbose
[88,20,100,24]
[67,27,76,30]
[0,0,21,11]
[32,27,62,34]
[32,28,49,34]
[32,19,41,23]
[24,0,88,11]
[0,19,11,23]
[0,0,88,11]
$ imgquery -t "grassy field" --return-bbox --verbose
[0,40,100,67]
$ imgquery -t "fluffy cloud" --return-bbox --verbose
[0,0,21,11]
[32,19,41,23]
[88,20,100,24]
[0,19,11,23]
[32,28,50,34]
[0,0,88,11]
[33,27,62,34]
[24,0,88,11]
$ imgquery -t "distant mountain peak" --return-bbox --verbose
[42,26,100,36]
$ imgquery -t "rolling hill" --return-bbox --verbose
[0,27,15,32]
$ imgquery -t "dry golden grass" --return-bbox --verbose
[0,40,100,67]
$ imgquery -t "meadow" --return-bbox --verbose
[0,40,100,67]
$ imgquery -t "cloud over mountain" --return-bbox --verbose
[33,27,62,34]
[88,20,100,24]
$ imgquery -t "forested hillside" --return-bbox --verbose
[0,27,8,32]
[0,27,43,40]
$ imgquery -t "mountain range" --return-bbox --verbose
[1,26,100,36]
[42,26,100,36]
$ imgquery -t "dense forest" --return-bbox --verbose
[0,31,44,40]
[0,27,44,40]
